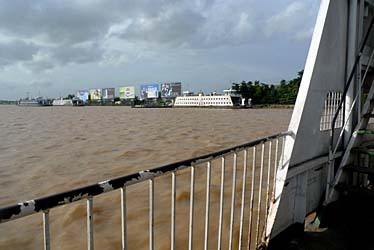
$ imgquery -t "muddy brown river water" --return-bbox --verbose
[0,106,292,250]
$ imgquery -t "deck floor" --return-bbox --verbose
[268,190,374,250]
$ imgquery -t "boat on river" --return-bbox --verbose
[17,97,52,106]
[52,98,73,106]
[173,89,245,108]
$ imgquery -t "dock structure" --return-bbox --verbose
[2,0,374,249]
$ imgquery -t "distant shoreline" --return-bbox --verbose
[252,104,295,109]
[2,103,295,109]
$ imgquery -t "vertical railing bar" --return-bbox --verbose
[229,153,238,250]
[255,143,265,245]
[171,172,176,250]
[204,161,211,250]
[149,179,154,250]
[266,141,272,207]
[272,139,279,200]
[43,210,51,250]
[121,187,127,250]
[333,92,338,128]
[322,99,328,130]
[189,166,195,250]
[247,146,256,249]
[281,136,286,170]
[217,157,225,250]
[328,92,333,129]
[264,141,272,235]
[87,197,94,250]
[238,149,248,250]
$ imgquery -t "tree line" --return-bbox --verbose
[231,70,303,105]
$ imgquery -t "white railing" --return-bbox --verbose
[0,132,290,250]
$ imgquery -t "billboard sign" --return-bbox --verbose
[140,84,159,99]
[119,86,135,99]
[102,88,115,100]
[90,89,102,100]
[161,82,182,97]
[76,90,89,102]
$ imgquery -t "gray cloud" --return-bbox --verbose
[264,1,317,40]
[0,40,38,66]
[0,0,319,99]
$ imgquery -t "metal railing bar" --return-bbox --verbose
[330,16,374,152]
[238,150,248,250]
[264,141,272,235]
[331,73,374,162]
[121,187,127,250]
[43,210,51,250]
[328,92,333,129]
[0,132,291,224]
[171,172,176,250]
[281,137,286,170]
[217,157,225,250]
[256,143,265,244]
[228,153,237,250]
[188,166,195,250]
[149,179,154,250]
[204,161,211,250]
[87,197,94,250]
[247,146,256,249]
[332,95,358,156]
[272,139,279,200]
[361,47,374,86]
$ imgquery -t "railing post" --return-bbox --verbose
[43,210,51,250]
[204,161,211,250]
[247,146,256,249]
[188,166,195,250]
[121,187,127,250]
[272,139,279,200]
[87,197,94,250]
[228,153,237,250]
[256,143,265,244]
[171,172,176,250]
[238,150,248,250]
[149,179,154,250]
[217,157,225,250]
[264,141,272,235]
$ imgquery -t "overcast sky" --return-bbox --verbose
[0,0,320,100]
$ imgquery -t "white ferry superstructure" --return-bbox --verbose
[173,89,243,107]
[52,98,73,106]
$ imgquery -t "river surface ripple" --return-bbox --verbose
[0,106,292,250]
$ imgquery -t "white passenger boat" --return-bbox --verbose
[173,89,243,107]
[52,98,73,106]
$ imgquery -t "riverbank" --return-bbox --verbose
[252,104,295,109]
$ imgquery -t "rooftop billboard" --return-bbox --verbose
[90,89,102,100]
[161,82,182,98]
[102,88,115,100]
[76,90,89,102]
[140,84,159,99]
[119,86,135,99]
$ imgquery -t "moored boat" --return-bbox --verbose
[18,97,52,106]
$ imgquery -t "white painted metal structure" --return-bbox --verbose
[265,0,374,244]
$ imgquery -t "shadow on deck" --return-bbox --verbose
[268,189,374,250]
